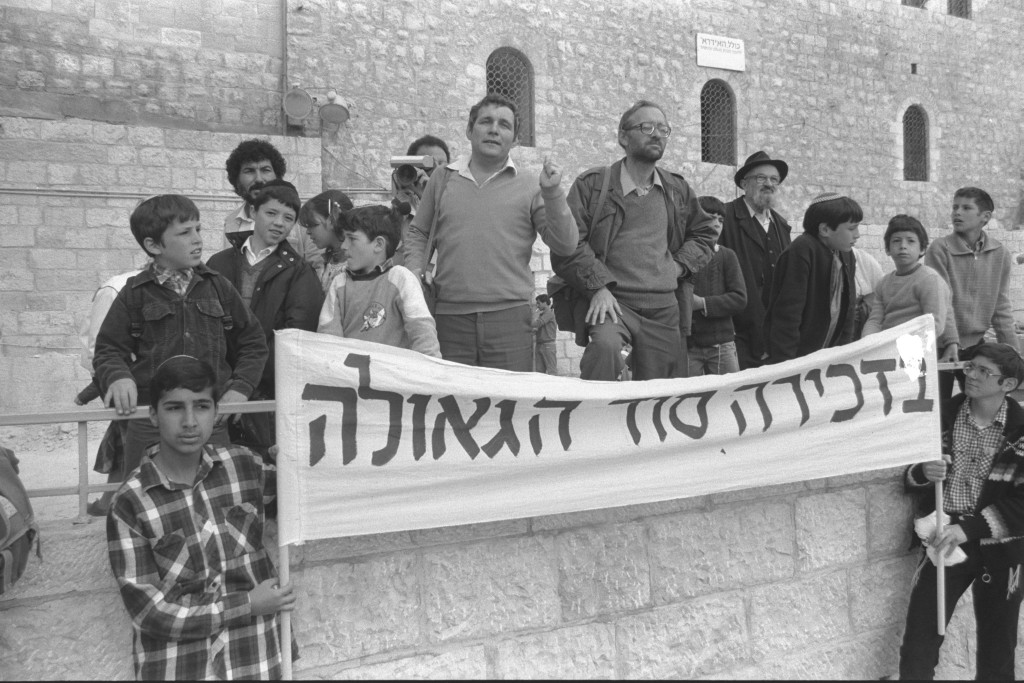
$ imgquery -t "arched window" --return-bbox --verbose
[700,80,736,165]
[486,48,535,147]
[903,105,929,182]
[948,0,971,19]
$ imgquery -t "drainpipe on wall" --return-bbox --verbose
[281,0,289,137]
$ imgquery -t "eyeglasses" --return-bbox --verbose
[623,122,672,137]
[744,174,782,186]
[963,362,1005,380]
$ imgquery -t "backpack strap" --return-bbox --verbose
[125,274,143,340]
[592,166,611,261]
[208,273,235,332]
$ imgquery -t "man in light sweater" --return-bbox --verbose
[404,93,578,372]
[553,100,717,380]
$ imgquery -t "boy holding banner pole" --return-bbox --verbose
[107,355,295,680]
[899,343,1024,679]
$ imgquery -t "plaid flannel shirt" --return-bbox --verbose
[945,399,1008,514]
[107,444,283,680]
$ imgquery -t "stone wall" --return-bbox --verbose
[0,115,322,413]
[0,0,286,134]
[1,468,1016,679]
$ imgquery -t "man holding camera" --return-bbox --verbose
[404,94,577,372]
[392,135,451,215]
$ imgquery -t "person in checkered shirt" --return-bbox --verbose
[107,355,295,680]
[899,342,1024,679]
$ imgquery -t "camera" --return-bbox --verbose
[390,155,436,185]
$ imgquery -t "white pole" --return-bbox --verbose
[935,480,946,636]
[279,542,292,680]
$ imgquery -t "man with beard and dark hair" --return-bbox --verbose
[553,100,717,380]
[223,138,320,265]
[717,150,793,370]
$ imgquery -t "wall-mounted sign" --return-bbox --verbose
[696,33,746,72]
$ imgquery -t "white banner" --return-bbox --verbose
[275,317,941,545]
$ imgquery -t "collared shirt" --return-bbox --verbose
[152,262,194,298]
[619,164,664,198]
[946,398,1009,514]
[241,236,275,266]
[956,229,987,257]
[224,204,254,235]
[107,444,284,680]
[743,197,773,233]
[450,155,517,188]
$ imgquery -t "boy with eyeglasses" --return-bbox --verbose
[899,342,1024,679]
[926,186,1019,401]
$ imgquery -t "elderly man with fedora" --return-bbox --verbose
[717,150,792,370]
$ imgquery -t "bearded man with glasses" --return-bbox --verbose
[553,100,717,380]
[717,150,793,370]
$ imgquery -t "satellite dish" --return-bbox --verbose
[283,86,314,120]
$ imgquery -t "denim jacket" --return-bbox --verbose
[93,263,268,406]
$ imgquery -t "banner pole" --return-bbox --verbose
[935,479,945,636]
[280,541,292,680]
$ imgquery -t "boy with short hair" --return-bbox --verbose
[926,187,1018,399]
[861,214,959,356]
[764,192,862,363]
[318,203,441,357]
[207,180,323,457]
[93,195,268,479]
[899,342,1024,679]
[531,294,558,374]
[107,355,295,680]
[688,196,746,375]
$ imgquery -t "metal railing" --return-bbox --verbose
[0,400,276,522]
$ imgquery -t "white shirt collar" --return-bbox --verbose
[242,236,275,266]
[743,197,772,229]
[450,155,517,187]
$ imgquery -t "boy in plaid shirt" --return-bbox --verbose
[107,355,295,680]
[899,342,1024,679]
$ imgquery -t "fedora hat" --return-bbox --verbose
[734,151,789,188]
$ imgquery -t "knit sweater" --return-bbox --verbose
[860,264,958,352]
[404,157,577,315]
[318,261,441,357]
[925,231,1017,348]
[689,245,747,347]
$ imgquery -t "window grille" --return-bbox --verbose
[700,80,736,166]
[903,105,929,182]
[901,0,927,8]
[948,0,971,18]
[485,48,534,147]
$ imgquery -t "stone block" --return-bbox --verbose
[555,522,650,619]
[746,571,850,658]
[0,591,133,680]
[0,225,34,247]
[867,479,916,557]
[649,501,795,601]
[0,268,34,291]
[11,518,116,598]
[493,623,616,679]
[795,489,868,571]
[290,553,421,665]
[422,536,560,642]
[29,247,78,270]
[750,624,902,679]
[307,646,489,680]
[531,496,707,532]
[616,595,750,678]
[411,519,528,547]
[300,531,416,562]
[849,555,917,632]
[708,480,807,505]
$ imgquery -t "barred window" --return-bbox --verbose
[903,105,929,182]
[700,79,736,165]
[486,48,534,147]
[948,0,971,18]
[901,0,926,8]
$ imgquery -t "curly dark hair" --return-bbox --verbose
[225,139,286,197]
